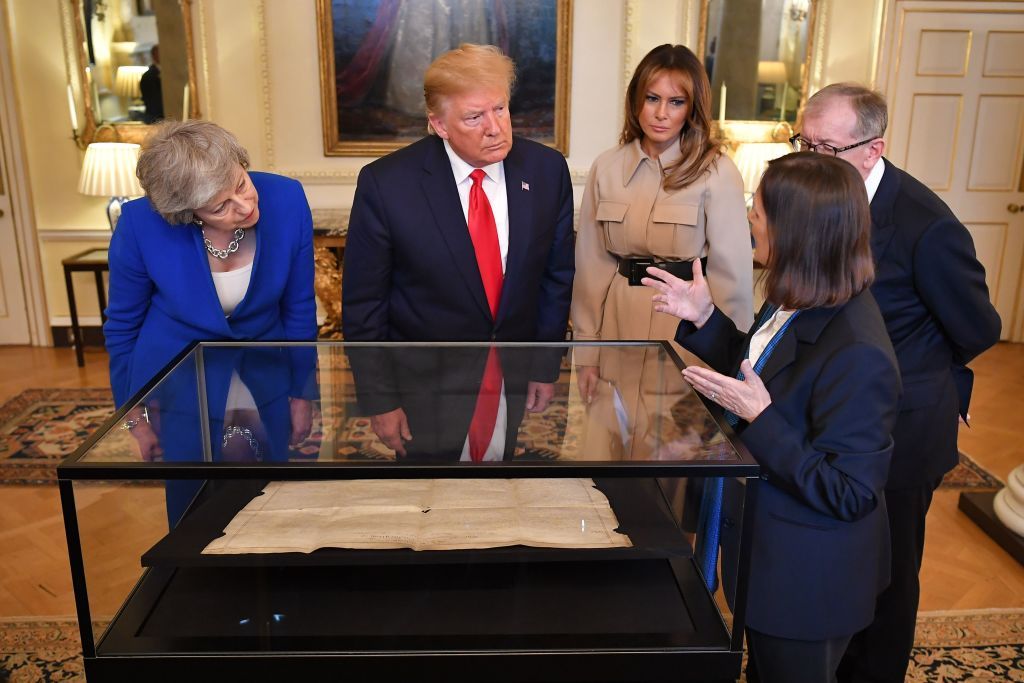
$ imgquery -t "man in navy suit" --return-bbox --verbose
[342,43,574,458]
[793,84,1002,683]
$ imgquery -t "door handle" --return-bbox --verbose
[1011,204,1023,214]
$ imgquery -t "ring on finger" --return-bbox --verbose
[710,391,717,401]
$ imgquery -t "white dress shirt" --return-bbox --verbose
[441,140,509,461]
[443,139,510,272]
[864,158,885,203]
[749,308,796,368]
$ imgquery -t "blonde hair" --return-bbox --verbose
[424,43,516,132]
[136,120,250,224]
[621,44,722,192]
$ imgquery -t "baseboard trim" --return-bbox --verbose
[50,325,105,348]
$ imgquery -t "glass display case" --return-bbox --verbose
[58,341,760,682]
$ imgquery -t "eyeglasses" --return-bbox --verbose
[789,133,877,156]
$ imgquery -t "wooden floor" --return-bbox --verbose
[0,343,1021,618]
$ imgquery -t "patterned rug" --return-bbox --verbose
[0,387,1006,488]
[2,610,1020,682]
[908,609,1024,682]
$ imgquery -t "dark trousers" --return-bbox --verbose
[745,627,853,683]
[836,477,942,683]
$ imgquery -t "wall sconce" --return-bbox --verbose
[789,0,810,22]
[77,142,145,230]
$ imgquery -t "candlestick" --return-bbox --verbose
[182,84,190,121]
[719,83,727,125]
[67,84,79,131]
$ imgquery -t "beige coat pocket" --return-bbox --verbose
[648,203,700,257]
[597,201,630,253]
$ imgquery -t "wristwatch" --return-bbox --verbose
[121,405,150,431]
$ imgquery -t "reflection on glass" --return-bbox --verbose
[81,0,189,124]
[79,343,740,466]
[703,0,812,123]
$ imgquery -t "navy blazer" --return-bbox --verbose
[870,159,1001,486]
[104,172,317,407]
[341,135,575,343]
[678,290,901,640]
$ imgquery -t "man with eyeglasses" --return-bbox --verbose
[793,83,1001,683]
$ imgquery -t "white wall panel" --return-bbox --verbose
[905,94,962,190]
[968,95,1024,191]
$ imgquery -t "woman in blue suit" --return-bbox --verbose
[104,121,317,521]
[644,153,901,683]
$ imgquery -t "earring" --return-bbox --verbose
[194,218,204,227]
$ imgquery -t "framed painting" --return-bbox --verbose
[316,0,572,157]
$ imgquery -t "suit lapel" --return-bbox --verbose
[756,304,843,385]
[499,137,532,324]
[420,138,492,320]
[869,159,900,262]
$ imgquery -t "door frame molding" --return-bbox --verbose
[0,0,50,345]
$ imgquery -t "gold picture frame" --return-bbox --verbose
[316,0,572,157]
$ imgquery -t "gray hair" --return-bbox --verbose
[136,120,250,224]
[803,83,888,140]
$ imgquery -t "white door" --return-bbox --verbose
[882,1,1024,341]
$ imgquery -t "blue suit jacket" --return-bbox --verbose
[869,159,1001,486]
[104,172,317,408]
[341,135,575,342]
[678,290,901,640]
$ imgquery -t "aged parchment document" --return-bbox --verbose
[202,478,632,553]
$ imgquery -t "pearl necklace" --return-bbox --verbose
[203,227,246,259]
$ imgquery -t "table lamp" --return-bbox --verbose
[732,142,793,195]
[77,142,144,231]
[114,65,147,101]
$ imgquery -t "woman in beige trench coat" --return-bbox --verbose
[570,44,753,461]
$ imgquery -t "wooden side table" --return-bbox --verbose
[61,248,109,367]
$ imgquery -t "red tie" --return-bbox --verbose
[467,169,503,461]
[467,169,503,317]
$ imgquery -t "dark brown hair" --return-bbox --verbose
[620,44,721,192]
[759,152,874,309]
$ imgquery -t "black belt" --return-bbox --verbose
[617,257,708,286]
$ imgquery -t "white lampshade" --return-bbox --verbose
[114,65,147,99]
[757,61,789,85]
[732,142,792,194]
[78,143,144,198]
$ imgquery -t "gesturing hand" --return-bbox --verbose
[682,360,772,422]
[370,407,412,457]
[641,259,715,327]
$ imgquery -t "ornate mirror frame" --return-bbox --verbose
[60,0,201,146]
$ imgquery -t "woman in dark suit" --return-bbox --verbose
[643,152,901,683]
[104,120,317,522]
